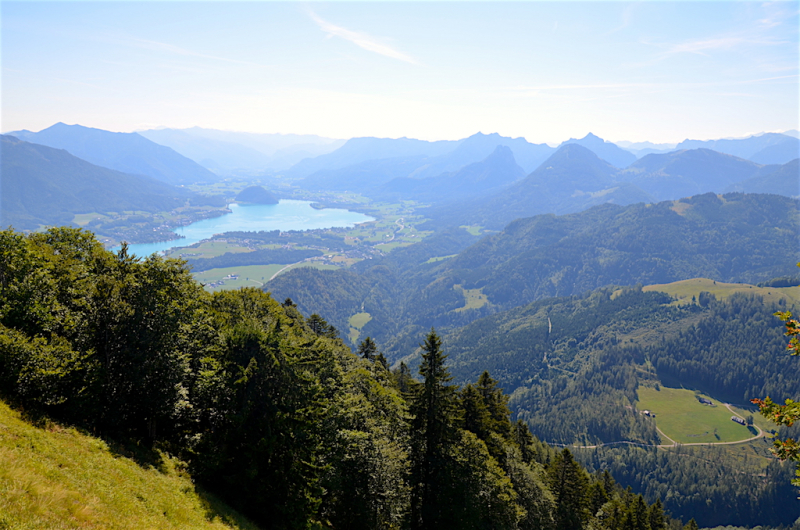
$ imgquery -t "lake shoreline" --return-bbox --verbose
[115,200,374,257]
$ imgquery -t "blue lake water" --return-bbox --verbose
[120,200,374,257]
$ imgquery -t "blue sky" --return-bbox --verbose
[2,1,798,144]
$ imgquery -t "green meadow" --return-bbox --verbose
[0,400,259,530]
[194,263,338,292]
[637,386,757,444]
[348,312,373,343]
[643,278,800,306]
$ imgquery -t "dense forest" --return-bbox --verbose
[1,227,688,529]
[269,193,800,356]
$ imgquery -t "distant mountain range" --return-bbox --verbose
[268,192,800,355]
[675,132,799,165]
[422,144,796,229]
[559,133,637,168]
[7,123,217,185]
[0,135,217,230]
[138,127,345,174]
[372,145,527,204]
[5,123,797,227]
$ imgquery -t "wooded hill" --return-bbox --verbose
[0,135,224,231]
[268,192,800,356]
[0,227,683,530]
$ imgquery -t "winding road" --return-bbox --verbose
[549,403,765,450]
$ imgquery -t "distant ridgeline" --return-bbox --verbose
[1,226,686,530]
[268,192,800,355]
[0,134,225,231]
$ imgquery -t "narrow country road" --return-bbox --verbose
[550,403,766,450]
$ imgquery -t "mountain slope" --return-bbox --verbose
[423,144,653,229]
[0,399,259,530]
[725,158,800,196]
[284,136,458,178]
[138,128,344,173]
[298,155,430,191]
[372,145,526,203]
[268,193,800,356]
[676,132,799,164]
[8,123,218,185]
[1,135,211,230]
[407,132,554,177]
[559,132,637,168]
[138,128,274,174]
[619,148,774,201]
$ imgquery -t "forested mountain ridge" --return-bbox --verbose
[268,192,800,355]
[422,145,793,230]
[432,283,800,526]
[0,135,221,230]
[7,122,218,185]
[0,226,679,530]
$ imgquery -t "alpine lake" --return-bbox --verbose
[121,200,374,257]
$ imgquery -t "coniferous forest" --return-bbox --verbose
[0,227,691,529]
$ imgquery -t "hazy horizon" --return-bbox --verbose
[2,1,798,144]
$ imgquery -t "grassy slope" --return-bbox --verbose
[637,386,758,444]
[195,262,339,292]
[0,400,259,530]
[643,277,800,306]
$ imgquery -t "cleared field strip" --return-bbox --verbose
[637,386,759,444]
[194,263,338,292]
[643,277,800,306]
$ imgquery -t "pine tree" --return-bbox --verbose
[460,384,491,440]
[548,448,589,530]
[410,329,458,530]
[477,371,513,435]
[648,498,667,529]
[357,336,378,361]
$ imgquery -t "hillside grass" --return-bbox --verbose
[637,386,757,444]
[453,285,489,312]
[643,278,800,306]
[0,400,259,530]
[348,312,373,343]
[425,254,457,264]
[196,263,338,291]
[168,241,253,259]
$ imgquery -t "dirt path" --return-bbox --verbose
[268,258,314,281]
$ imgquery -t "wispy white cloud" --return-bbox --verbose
[307,9,417,65]
[128,37,269,68]
[659,36,784,57]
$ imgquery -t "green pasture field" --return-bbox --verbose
[637,386,757,444]
[194,263,338,292]
[460,225,483,236]
[0,400,258,530]
[454,285,489,312]
[72,212,109,226]
[167,240,253,259]
[643,278,800,306]
[425,254,457,264]
[348,312,373,343]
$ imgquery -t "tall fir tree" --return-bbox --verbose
[410,329,459,530]
[548,448,589,530]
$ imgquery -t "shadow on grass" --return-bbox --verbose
[105,438,169,473]
[196,486,262,530]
